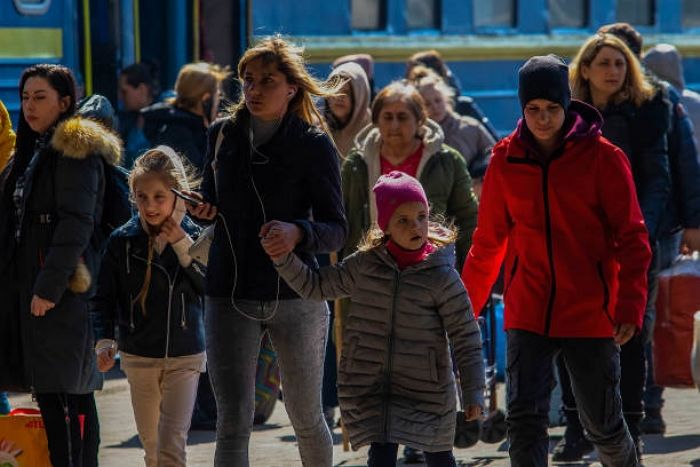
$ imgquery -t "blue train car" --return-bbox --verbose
[251,0,700,136]
[4,1,700,137]
[0,0,247,124]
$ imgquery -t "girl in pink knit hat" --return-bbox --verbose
[263,170,485,467]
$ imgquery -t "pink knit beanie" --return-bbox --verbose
[373,171,429,231]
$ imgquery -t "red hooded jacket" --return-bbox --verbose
[462,101,651,337]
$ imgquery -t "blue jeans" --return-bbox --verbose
[368,443,456,467]
[507,330,637,467]
[205,297,332,467]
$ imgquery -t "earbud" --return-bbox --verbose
[287,90,295,99]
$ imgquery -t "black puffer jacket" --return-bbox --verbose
[599,91,672,242]
[200,111,347,300]
[0,116,121,393]
[93,216,206,358]
[141,102,208,171]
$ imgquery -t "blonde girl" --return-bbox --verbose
[94,146,206,467]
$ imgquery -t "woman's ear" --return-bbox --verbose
[580,64,590,81]
[59,95,71,113]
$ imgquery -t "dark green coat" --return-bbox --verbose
[341,120,478,270]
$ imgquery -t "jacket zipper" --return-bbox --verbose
[382,270,400,438]
[596,261,614,325]
[132,254,180,358]
[541,164,557,336]
[129,293,135,330]
[180,293,187,329]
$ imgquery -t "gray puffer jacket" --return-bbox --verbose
[275,243,485,452]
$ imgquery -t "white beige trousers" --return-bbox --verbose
[121,352,206,467]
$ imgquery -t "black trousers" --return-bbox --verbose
[506,330,637,467]
[35,392,99,467]
[367,443,456,467]
[558,332,647,437]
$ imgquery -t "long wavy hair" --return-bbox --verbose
[570,33,655,108]
[229,36,343,132]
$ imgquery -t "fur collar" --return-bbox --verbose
[50,116,122,166]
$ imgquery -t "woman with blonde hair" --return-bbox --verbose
[553,34,671,462]
[186,37,347,466]
[142,62,225,171]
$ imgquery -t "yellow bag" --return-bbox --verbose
[0,409,51,467]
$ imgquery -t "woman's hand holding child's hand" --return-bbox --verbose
[158,217,186,244]
[464,404,483,422]
[260,220,303,262]
[183,191,217,220]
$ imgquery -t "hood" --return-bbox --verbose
[354,119,445,227]
[50,116,122,167]
[77,94,116,130]
[643,44,684,91]
[332,53,375,81]
[141,102,205,137]
[327,62,372,157]
[514,100,602,157]
[375,240,456,271]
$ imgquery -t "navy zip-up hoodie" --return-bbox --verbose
[93,216,206,358]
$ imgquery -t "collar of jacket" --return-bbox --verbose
[373,240,456,271]
[354,119,446,225]
[115,214,201,239]
[50,116,122,167]
[509,100,602,163]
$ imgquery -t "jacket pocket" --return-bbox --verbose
[596,261,614,325]
[503,255,519,297]
[427,349,438,382]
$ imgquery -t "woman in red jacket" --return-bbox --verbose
[462,55,650,466]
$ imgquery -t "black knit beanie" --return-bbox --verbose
[518,54,571,111]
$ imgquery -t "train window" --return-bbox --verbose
[682,0,700,28]
[351,0,385,30]
[616,0,654,25]
[550,0,587,28]
[407,0,439,29]
[13,0,51,15]
[473,0,516,28]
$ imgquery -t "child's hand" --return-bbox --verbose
[260,220,302,259]
[158,217,186,244]
[613,323,636,346]
[464,404,483,422]
[95,339,117,373]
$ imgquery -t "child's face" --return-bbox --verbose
[386,202,429,250]
[134,174,176,228]
[523,98,565,148]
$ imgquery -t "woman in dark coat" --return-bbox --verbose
[187,38,347,467]
[554,33,672,461]
[0,64,122,467]
[141,62,224,172]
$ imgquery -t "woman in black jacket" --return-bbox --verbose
[187,38,347,466]
[141,62,225,172]
[553,33,672,462]
[0,64,121,467]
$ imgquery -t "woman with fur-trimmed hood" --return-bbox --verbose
[0,64,121,467]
